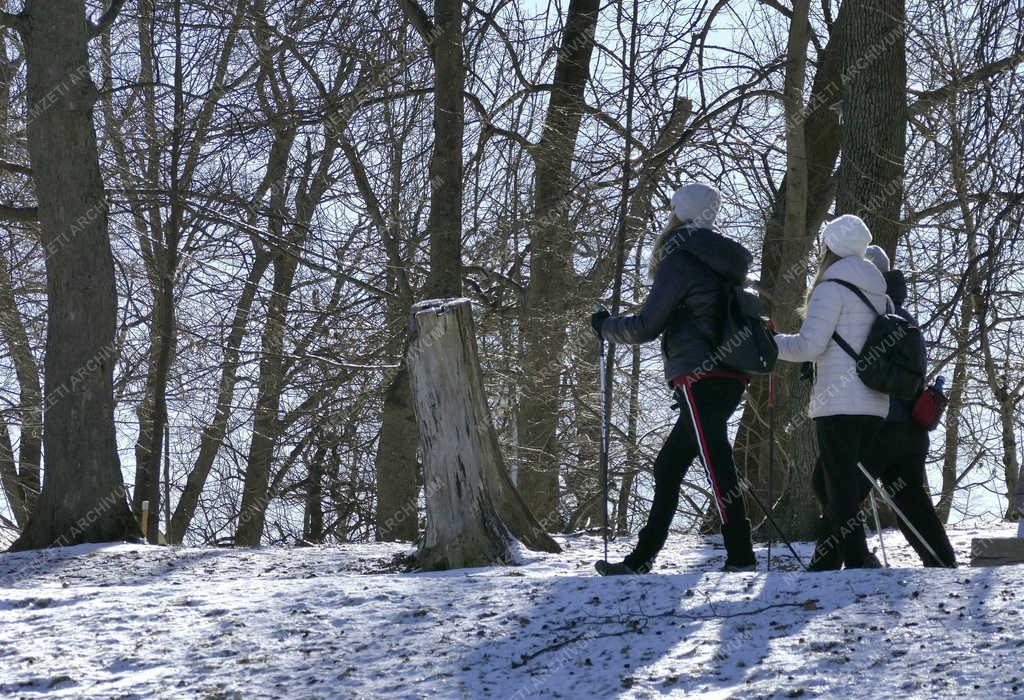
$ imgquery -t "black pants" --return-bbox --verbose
[814,415,883,568]
[862,423,957,567]
[812,422,957,567]
[625,377,750,571]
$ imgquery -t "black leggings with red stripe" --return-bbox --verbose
[624,376,749,572]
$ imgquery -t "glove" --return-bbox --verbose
[590,308,610,339]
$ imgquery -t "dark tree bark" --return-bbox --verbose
[9,0,141,550]
[417,0,465,300]
[516,0,600,525]
[303,443,326,543]
[835,0,907,254]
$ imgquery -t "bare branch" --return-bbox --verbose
[0,10,24,32]
[397,0,436,48]
[0,205,37,222]
[88,0,127,37]
[910,53,1024,115]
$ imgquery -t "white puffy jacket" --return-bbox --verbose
[775,256,890,419]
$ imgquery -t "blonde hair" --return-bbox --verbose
[800,247,842,316]
[648,213,683,280]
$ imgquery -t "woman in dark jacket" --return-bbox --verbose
[592,183,757,575]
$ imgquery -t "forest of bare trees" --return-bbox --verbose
[0,0,1021,549]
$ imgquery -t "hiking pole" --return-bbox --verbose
[594,304,610,563]
[767,372,775,571]
[869,491,889,566]
[856,462,949,567]
[740,480,808,571]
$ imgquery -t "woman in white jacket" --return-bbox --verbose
[774,215,889,569]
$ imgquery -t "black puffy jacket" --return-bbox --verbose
[600,226,753,382]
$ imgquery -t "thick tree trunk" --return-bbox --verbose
[421,0,464,300]
[936,336,968,523]
[835,0,907,254]
[374,365,421,540]
[10,0,140,550]
[408,298,560,570]
[373,3,464,540]
[517,0,600,525]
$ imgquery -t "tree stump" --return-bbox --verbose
[407,298,561,570]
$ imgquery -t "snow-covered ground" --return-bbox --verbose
[1,523,1022,699]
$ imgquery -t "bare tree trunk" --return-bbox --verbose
[373,366,420,540]
[751,0,812,539]
[517,0,600,525]
[9,0,141,550]
[236,114,338,544]
[565,333,601,531]
[304,444,326,543]
[167,249,269,543]
[417,0,464,299]
[949,104,1021,522]
[835,0,907,255]
[376,2,466,539]
[0,254,41,524]
[733,5,846,540]
[0,33,40,528]
[408,299,560,570]
[615,340,641,535]
[0,418,27,526]
[936,303,970,523]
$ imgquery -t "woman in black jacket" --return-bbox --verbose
[592,183,757,574]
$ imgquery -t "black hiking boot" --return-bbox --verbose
[808,517,842,572]
[721,519,757,572]
[721,561,757,572]
[595,560,640,576]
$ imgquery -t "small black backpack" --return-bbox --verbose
[715,285,778,375]
[826,279,925,401]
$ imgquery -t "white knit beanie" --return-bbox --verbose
[823,214,872,258]
[864,244,890,273]
[671,183,720,229]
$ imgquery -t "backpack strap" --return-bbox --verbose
[830,331,860,362]
[822,279,883,361]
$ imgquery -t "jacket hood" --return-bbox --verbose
[884,270,907,306]
[667,226,752,284]
[821,255,888,297]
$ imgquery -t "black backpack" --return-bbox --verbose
[826,279,925,401]
[714,284,778,375]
